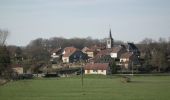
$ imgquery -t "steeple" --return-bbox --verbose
[109,29,113,39]
[106,29,114,48]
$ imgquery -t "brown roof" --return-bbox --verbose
[120,52,133,58]
[92,49,112,61]
[90,45,105,51]
[111,47,122,53]
[51,48,62,54]
[82,46,104,53]
[96,49,113,56]
[63,47,77,57]
[84,63,109,70]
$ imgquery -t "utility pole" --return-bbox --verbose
[132,61,134,76]
[81,67,84,88]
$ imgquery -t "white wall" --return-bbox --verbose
[62,57,69,63]
[120,58,128,62]
[87,52,94,58]
[51,55,59,58]
[85,70,107,75]
[12,67,23,74]
[110,53,117,58]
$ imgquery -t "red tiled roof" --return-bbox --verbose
[120,52,133,58]
[63,47,77,57]
[84,63,109,70]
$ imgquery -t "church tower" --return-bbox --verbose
[106,29,114,48]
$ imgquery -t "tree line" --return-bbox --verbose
[137,38,170,72]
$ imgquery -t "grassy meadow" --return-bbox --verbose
[0,75,170,100]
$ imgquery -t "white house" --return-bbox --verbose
[62,47,77,63]
[84,63,110,75]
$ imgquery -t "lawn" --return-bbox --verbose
[0,75,170,100]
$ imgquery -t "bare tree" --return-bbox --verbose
[0,29,9,46]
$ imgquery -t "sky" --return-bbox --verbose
[0,0,170,46]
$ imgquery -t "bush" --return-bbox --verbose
[121,76,131,83]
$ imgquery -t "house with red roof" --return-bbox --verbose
[82,47,98,58]
[84,63,110,75]
[62,47,87,63]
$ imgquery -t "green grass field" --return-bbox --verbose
[0,75,170,100]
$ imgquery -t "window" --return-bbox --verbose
[101,70,104,72]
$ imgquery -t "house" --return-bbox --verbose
[84,63,110,75]
[93,49,113,63]
[62,47,87,63]
[120,52,136,69]
[110,45,127,59]
[51,48,62,58]
[62,47,77,63]
[50,48,63,63]
[82,47,97,58]
[12,64,24,74]
[127,43,140,57]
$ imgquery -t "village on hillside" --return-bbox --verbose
[10,29,143,78]
[50,29,140,75]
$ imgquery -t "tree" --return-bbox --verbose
[0,46,11,77]
[110,61,117,74]
[0,29,11,78]
[138,38,169,72]
[0,29,9,46]
[23,38,51,73]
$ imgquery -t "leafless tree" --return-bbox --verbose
[0,29,9,46]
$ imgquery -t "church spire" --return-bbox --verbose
[109,28,112,39]
[106,28,114,48]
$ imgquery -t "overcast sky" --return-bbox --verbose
[0,0,170,46]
